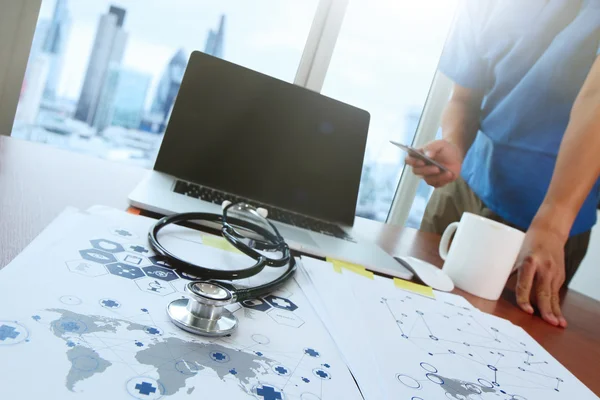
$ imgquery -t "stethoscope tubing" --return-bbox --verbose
[147,209,296,300]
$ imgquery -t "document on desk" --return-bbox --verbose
[0,206,362,400]
[300,256,598,400]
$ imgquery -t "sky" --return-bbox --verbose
[34,0,457,199]
[38,0,320,108]
[321,0,457,163]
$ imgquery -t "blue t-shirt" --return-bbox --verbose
[439,0,600,236]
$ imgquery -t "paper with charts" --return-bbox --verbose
[300,257,597,400]
[0,207,362,400]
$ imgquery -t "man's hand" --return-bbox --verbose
[405,139,463,188]
[514,226,568,328]
[513,58,600,329]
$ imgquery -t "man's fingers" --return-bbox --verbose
[422,141,446,158]
[551,276,567,328]
[412,165,441,176]
[405,157,425,167]
[515,258,536,314]
[424,171,453,188]
[550,292,567,328]
[536,271,559,326]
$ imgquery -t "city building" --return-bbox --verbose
[41,0,71,100]
[148,15,226,133]
[205,14,226,59]
[74,6,128,126]
[15,55,51,125]
[26,20,51,73]
[94,64,151,132]
[149,49,187,133]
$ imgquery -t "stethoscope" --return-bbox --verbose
[148,201,296,337]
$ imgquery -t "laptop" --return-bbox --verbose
[129,51,412,279]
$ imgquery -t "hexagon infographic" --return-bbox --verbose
[268,309,304,328]
[135,277,175,296]
[170,279,188,293]
[79,249,117,264]
[241,298,272,312]
[127,244,151,255]
[66,260,108,277]
[116,252,147,266]
[264,295,298,312]
[148,255,174,269]
[90,239,125,253]
[142,266,179,282]
[148,256,173,268]
[106,262,146,280]
[110,228,137,239]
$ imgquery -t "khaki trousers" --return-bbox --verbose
[420,178,591,285]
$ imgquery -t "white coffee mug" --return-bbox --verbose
[439,212,525,301]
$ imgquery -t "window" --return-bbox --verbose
[321,0,458,221]
[405,129,443,229]
[11,0,319,166]
[8,0,459,225]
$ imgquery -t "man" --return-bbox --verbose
[406,0,600,328]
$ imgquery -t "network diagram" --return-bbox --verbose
[379,294,566,400]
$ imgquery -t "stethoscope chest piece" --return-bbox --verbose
[167,281,238,337]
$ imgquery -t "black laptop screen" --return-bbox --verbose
[154,51,370,225]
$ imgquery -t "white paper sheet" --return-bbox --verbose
[0,207,362,400]
[295,259,385,399]
[300,256,598,400]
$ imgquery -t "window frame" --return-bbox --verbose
[297,0,455,227]
[387,71,453,226]
[294,0,348,92]
[0,0,42,136]
[1,0,455,228]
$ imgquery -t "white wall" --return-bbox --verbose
[0,0,41,136]
[569,210,600,301]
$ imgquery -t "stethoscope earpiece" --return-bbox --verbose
[256,207,268,218]
[221,200,232,210]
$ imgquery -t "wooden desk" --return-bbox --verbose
[1,136,599,395]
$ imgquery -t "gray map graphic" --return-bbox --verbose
[437,375,496,398]
[45,309,277,396]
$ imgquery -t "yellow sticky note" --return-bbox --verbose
[393,278,435,299]
[202,235,243,254]
[326,258,374,279]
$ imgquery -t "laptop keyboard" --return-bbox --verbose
[173,180,355,242]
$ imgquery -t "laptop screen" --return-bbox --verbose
[154,51,370,225]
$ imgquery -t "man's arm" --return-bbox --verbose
[406,82,483,187]
[408,0,486,183]
[515,56,600,328]
[441,83,483,159]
